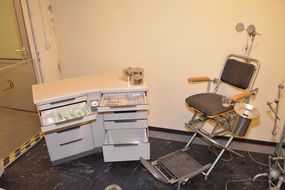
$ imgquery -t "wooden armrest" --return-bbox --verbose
[187,76,210,83]
[230,91,250,102]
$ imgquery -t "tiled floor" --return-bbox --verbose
[0,137,271,190]
[0,126,281,190]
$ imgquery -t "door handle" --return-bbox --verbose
[15,47,28,59]
[1,80,14,92]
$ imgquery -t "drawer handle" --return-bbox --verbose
[113,143,139,147]
[50,98,76,105]
[57,126,81,133]
[109,105,137,108]
[60,138,83,146]
[113,110,137,113]
[114,119,137,123]
[43,120,93,135]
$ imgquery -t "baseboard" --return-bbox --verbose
[149,126,278,147]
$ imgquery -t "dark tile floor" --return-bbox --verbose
[0,137,272,190]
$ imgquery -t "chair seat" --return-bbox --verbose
[185,93,233,117]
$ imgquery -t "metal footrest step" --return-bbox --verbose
[140,149,212,185]
[158,149,206,179]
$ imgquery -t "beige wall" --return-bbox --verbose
[53,0,285,142]
[26,0,61,82]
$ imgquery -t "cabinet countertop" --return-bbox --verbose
[32,74,148,105]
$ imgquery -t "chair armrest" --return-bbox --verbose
[230,91,250,102]
[187,76,210,83]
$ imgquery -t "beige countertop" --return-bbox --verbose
[32,74,148,105]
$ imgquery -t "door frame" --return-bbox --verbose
[21,0,62,83]
[16,0,44,83]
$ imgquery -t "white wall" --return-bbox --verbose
[26,0,61,82]
[52,0,285,142]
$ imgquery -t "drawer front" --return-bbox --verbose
[104,119,147,130]
[41,114,96,133]
[98,104,149,113]
[45,124,94,161]
[105,128,148,145]
[45,123,93,146]
[103,111,148,121]
[39,101,92,126]
[46,137,94,161]
[98,91,148,113]
[103,143,150,162]
[37,96,87,110]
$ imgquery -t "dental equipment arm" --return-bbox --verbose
[269,80,284,135]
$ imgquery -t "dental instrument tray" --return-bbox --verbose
[98,91,148,112]
[40,102,92,126]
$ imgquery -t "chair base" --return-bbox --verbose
[186,123,245,159]
[140,149,211,190]
[253,154,285,190]
[141,112,247,189]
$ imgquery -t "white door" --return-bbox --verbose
[0,0,37,111]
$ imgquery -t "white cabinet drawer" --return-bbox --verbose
[104,128,148,145]
[40,101,92,126]
[103,110,148,121]
[98,104,149,112]
[104,119,147,130]
[45,124,94,161]
[103,143,150,162]
[98,92,149,113]
[41,114,96,133]
[103,128,150,161]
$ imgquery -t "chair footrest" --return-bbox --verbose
[157,149,210,180]
[140,157,169,184]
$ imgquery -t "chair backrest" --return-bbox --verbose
[217,54,260,91]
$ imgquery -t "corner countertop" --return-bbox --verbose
[32,74,148,105]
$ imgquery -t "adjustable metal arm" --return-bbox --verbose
[269,81,284,135]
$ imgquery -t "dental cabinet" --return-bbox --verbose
[32,74,149,165]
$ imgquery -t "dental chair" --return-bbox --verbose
[140,54,260,190]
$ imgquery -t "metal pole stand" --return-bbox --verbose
[253,123,285,190]
[253,81,285,190]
